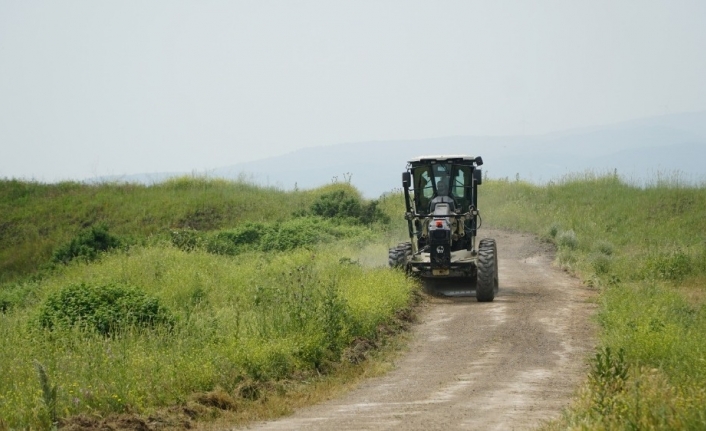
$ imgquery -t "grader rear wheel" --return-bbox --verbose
[388,248,401,268]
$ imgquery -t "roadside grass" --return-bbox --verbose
[0,242,417,429]
[480,174,706,430]
[0,177,418,429]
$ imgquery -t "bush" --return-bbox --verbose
[310,190,389,225]
[590,252,612,275]
[37,282,175,336]
[260,218,332,252]
[310,190,362,219]
[170,228,203,251]
[52,224,121,264]
[201,218,371,254]
[359,199,390,225]
[205,222,271,255]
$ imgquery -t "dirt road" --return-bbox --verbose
[239,230,596,431]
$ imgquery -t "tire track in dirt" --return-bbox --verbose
[237,230,596,431]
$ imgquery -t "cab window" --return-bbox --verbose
[413,166,433,211]
[452,166,471,210]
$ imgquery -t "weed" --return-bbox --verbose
[556,229,578,250]
[588,346,629,416]
[548,222,560,238]
[34,360,58,429]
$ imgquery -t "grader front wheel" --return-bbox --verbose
[388,242,412,269]
[476,238,498,302]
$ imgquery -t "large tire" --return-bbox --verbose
[398,242,412,271]
[398,242,412,258]
[476,238,498,302]
[388,248,401,268]
[389,242,412,269]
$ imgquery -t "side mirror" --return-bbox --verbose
[474,169,483,185]
[402,172,411,188]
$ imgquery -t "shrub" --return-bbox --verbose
[590,252,612,275]
[260,219,324,252]
[205,222,271,255]
[310,190,362,219]
[310,190,389,225]
[259,218,370,252]
[179,218,372,256]
[52,224,121,264]
[37,282,175,336]
[170,228,203,251]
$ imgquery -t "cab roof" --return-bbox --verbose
[407,155,482,165]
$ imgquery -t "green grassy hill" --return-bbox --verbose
[0,177,336,283]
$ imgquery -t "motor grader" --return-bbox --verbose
[388,155,498,301]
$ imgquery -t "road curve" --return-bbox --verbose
[238,230,596,431]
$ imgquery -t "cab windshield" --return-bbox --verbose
[412,162,472,213]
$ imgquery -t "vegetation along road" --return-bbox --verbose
[4,176,705,429]
[240,229,596,430]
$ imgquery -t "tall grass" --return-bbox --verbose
[479,174,706,430]
[0,243,416,428]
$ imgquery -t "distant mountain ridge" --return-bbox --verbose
[96,111,706,197]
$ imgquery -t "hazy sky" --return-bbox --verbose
[1,1,705,182]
